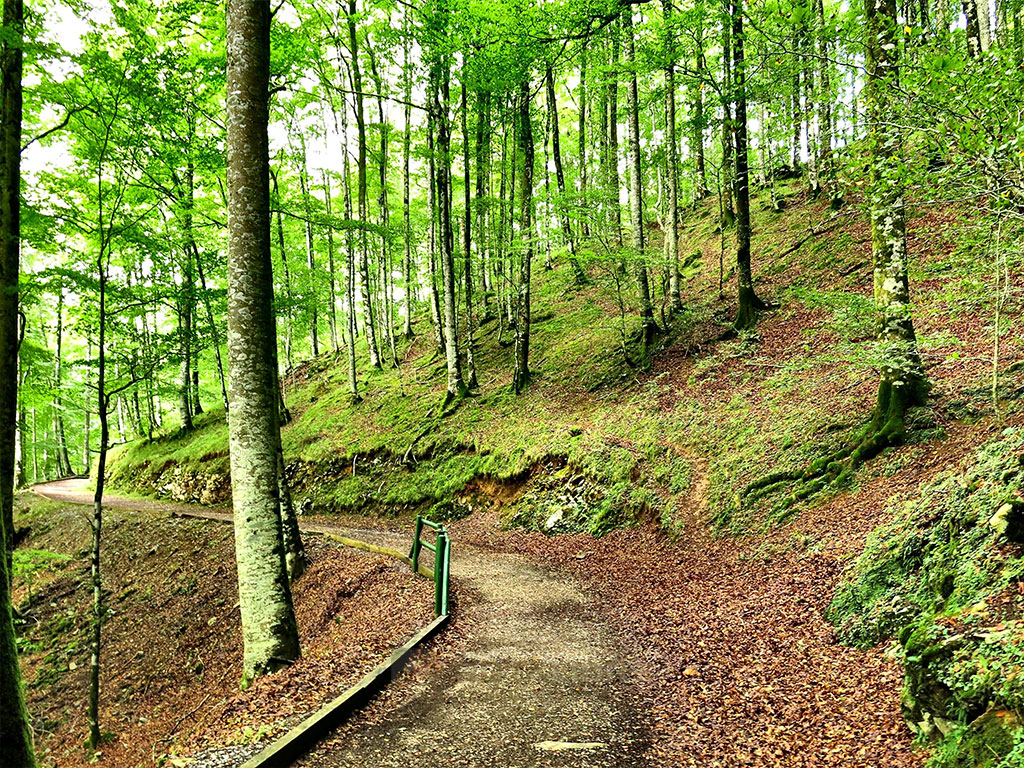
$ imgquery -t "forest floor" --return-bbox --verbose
[27,473,934,767]
[12,485,434,768]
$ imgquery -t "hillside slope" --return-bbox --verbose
[106,181,1024,765]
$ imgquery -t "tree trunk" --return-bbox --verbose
[815,0,841,208]
[428,26,466,403]
[270,167,294,370]
[578,41,590,238]
[662,0,682,312]
[347,0,381,369]
[475,88,492,319]
[623,11,657,344]
[0,0,35,759]
[544,65,586,282]
[338,94,361,402]
[512,79,534,394]
[402,10,415,339]
[721,14,736,227]
[693,4,709,199]
[322,170,340,354]
[54,287,74,475]
[731,0,765,330]
[461,78,478,388]
[863,0,925,443]
[607,30,623,245]
[298,143,319,359]
[225,0,300,687]
[366,44,398,368]
[178,250,194,430]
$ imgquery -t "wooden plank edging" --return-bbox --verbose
[237,612,451,768]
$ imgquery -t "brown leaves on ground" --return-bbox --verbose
[13,501,432,768]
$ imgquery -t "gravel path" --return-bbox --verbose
[31,479,654,767]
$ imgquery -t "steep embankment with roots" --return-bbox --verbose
[103,178,1024,765]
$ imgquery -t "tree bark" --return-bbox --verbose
[863,0,925,442]
[512,79,534,394]
[461,78,478,387]
[623,11,657,344]
[338,95,361,402]
[178,246,194,430]
[428,19,466,402]
[402,10,415,339]
[731,0,765,330]
[607,30,623,245]
[53,286,74,475]
[662,0,682,312]
[346,1,381,369]
[226,0,300,687]
[0,0,34,759]
[545,64,586,282]
[298,139,319,359]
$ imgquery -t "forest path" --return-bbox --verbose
[30,479,653,768]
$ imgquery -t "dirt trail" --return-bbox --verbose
[31,480,654,768]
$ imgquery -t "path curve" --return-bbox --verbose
[31,480,654,768]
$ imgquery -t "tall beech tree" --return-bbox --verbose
[0,0,35,762]
[225,0,300,686]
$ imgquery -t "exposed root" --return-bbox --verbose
[737,378,926,516]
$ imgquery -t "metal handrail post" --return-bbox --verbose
[434,529,447,616]
[411,515,424,573]
[440,533,452,616]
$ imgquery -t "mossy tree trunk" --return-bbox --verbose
[225,0,300,687]
[863,0,925,449]
[0,0,34,761]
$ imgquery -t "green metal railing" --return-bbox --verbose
[409,515,451,617]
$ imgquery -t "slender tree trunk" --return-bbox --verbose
[815,0,841,208]
[721,14,736,227]
[731,0,765,330]
[298,144,319,359]
[0,0,34,759]
[53,287,73,475]
[512,79,534,394]
[662,0,682,312]
[193,246,228,412]
[270,168,294,370]
[366,45,398,367]
[623,11,657,344]
[402,18,415,339]
[461,78,478,387]
[475,87,492,319]
[338,95,360,401]
[693,5,709,199]
[226,0,300,687]
[178,249,194,430]
[322,170,340,354]
[545,65,586,282]
[578,41,590,238]
[426,104,446,357]
[347,1,381,369]
[428,26,466,402]
[608,30,623,245]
